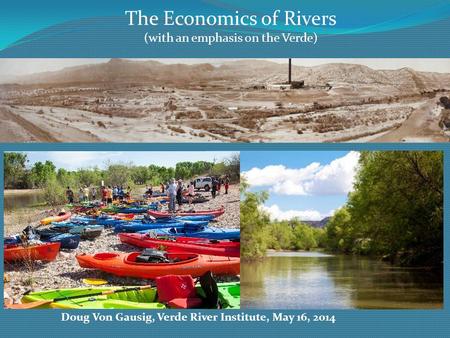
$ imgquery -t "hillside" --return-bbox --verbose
[9,59,450,93]
[302,217,331,228]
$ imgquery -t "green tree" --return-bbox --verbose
[4,152,28,188]
[29,161,56,188]
[325,151,443,266]
[240,187,271,259]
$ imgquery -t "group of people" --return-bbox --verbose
[166,179,195,212]
[211,176,230,199]
[65,175,231,209]
[65,186,94,204]
[100,186,132,204]
[65,185,132,204]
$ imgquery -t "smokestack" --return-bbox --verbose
[288,58,292,84]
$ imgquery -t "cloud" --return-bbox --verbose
[41,152,124,170]
[261,204,330,221]
[242,151,360,196]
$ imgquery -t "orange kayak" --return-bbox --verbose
[115,213,135,220]
[4,242,60,262]
[119,233,240,257]
[40,211,72,225]
[76,251,239,279]
[147,206,225,219]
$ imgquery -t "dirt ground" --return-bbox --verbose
[3,185,240,303]
[1,83,448,143]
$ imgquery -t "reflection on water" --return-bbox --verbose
[4,190,44,210]
[241,251,443,309]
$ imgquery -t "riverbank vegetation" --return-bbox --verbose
[325,151,443,267]
[4,152,240,205]
[241,151,443,267]
[240,178,325,259]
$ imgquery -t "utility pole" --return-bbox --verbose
[288,58,292,84]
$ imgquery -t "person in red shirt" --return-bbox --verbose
[101,186,108,203]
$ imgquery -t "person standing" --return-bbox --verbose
[78,188,84,203]
[118,186,124,201]
[167,179,177,213]
[160,182,165,194]
[113,186,118,201]
[101,186,107,203]
[217,178,221,195]
[107,186,113,204]
[83,186,90,202]
[187,181,195,207]
[91,186,97,201]
[176,180,183,210]
[224,176,230,194]
[211,177,217,199]
[66,187,74,204]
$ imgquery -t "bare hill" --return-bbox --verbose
[9,59,450,93]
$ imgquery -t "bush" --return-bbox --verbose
[42,177,66,206]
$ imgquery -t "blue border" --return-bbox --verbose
[0,142,448,337]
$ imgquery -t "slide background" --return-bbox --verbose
[0,0,448,336]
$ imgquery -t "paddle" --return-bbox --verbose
[6,285,153,309]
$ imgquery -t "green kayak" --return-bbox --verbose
[21,283,240,309]
[22,287,165,309]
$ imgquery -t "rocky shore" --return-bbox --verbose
[4,185,240,303]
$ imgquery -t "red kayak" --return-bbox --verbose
[147,206,225,219]
[119,233,240,257]
[4,242,60,262]
[76,251,239,279]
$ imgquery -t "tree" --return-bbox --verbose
[240,187,271,259]
[4,152,28,188]
[29,161,56,188]
[325,151,443,266]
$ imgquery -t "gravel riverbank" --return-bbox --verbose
[4,185,240,303]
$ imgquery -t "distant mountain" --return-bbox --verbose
[9,59,450,92]
[302,217,331,228]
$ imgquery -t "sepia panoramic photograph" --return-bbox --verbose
[0,58,449,143]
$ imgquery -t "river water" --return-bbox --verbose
[4,190,45,210]
[241,251,443,309]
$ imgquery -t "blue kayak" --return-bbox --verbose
[42,233,81,249]
[113,220,208,233]
[5,232,81,250]
[71,216,125,228]
[141,226,240,240]
[116,207,148,214]
[51,222,104,233]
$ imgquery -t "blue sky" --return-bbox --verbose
[21,151,236,170]
[241,151,360,221]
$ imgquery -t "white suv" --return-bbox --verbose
[193,177,212,191]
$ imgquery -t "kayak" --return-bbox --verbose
[50,224,103,240]
[4,242,60,262]
[119,233,240,257]
[20,283,240,309]
[70,216,125,228]
[21,287,165,309]
[207,282,240,309]
[113,220,208,233]
[156,215,215,222]
[117,207,149,214]
[40,211,72,225]
[40,233,81,249]
[51,222,103,232]
[147,207,225,219]
[76,251,240,279]
[143,226,240,240]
